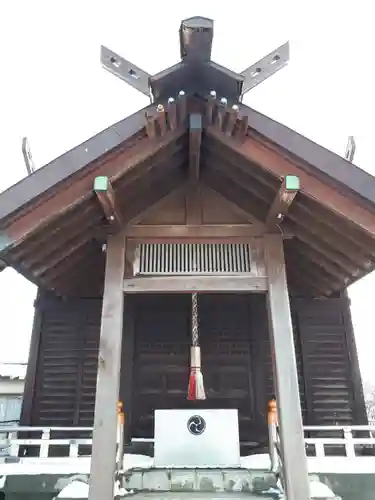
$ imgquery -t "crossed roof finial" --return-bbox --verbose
[100,16,289,103]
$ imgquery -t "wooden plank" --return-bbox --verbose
[123,275,268,293]
[127,185,187,226]
[185,182,202,225]
[125,224,267,239]
[93,176,123,231]
[266,176,299,227]
[207,127,375,239]
[264,234,310,500]
[203,185,267,229]
[88,231,126,500]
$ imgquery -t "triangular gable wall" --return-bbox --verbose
[135,184,257,227]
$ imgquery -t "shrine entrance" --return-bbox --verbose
[125,293,274,454]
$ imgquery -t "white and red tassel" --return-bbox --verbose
[188,346,206,400]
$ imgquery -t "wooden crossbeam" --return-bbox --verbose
[93,176,123,232]
[123,275,268,293]
[266,175,299,227]
[189,113,202,182]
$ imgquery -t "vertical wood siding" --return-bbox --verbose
[25,291,366,442]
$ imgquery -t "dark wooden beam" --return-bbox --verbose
[0,128,185,254]
[167,98,178,131]
[264,233,310,499]
[89,231,126,500]
[19,290,42,425]
[189,113,202,182]
[266,176,299,227]
[94,176,123,231]
[32,224,102,278]
[25,210,101,269]
[341,290,368,424]
[45,243,100,284]
[207,127,375,239]
[14,204,97,262]
[51,251,105,295]
[285,248,342,295]
[287,239,349,284]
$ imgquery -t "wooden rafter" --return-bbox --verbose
[205,147,372,264]
[93,176,123,231]
[207,127,375,239]
[0,127,185,254]
[266,176,299,227]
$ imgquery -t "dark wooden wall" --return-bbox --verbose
[20,290,367,448]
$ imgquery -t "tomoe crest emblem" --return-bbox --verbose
[187,415,206,435]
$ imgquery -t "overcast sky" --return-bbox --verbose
[0,0,374,381]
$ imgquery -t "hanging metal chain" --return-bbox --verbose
[191,293,199,346]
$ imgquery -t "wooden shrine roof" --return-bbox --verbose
[1,95,375,297]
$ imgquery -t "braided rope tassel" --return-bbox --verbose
[187,293,206,400]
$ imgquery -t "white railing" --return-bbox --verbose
[1,424,375,461]
[304,425,375,459]
[0,427,94,458]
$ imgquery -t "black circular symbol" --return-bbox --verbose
[187,415,206,436]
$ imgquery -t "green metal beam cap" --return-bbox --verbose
[285,175,300,191]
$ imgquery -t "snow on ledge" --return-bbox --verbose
[241,453,375,475]
[0,454,153,476]
[0,452,374,479]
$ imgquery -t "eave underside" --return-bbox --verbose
[1,99,375,298]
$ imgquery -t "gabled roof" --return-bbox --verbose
[2,12,375,298]
[1,94,375,298]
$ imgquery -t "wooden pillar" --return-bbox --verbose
[88,231,126,500]
[264,234,310,500]
[120,298,135,443]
